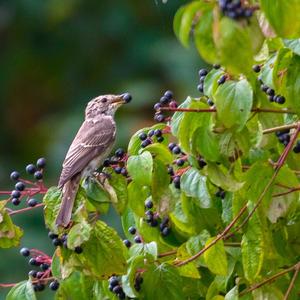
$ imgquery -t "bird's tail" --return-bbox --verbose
[56,173,81,227]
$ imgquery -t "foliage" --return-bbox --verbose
[1,0,300,299]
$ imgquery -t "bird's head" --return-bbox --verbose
[85,93,132,118]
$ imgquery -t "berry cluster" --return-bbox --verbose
[19,247,59,292]
[197,68,208,94]
[108,276,126,299]
[123,226,142,248]
[168,143,186,189]
[138,129,165,148]
[219,0,254,20]
[9,158,47,206]
[48,231,83,253]
[153,90,177,122]
[260,81,286,104]
[103,148,128,177]
[159,216,171,237]
[275,129,290,147]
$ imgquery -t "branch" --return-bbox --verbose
[240,262,300,296]
[272,186,300,198]
[8,203,44,216]
[175,124,300,266]
[263,122,299,135]
[159,107,296,114]
[158,250,177,258]
[284,263,300,300]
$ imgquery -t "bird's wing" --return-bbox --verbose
[58,116,116,187]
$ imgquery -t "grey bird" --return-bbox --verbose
[56,93,131,227]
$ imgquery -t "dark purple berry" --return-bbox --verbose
[154,103,161,110]
[168,143,176,151]
[148,130,155,137]
[157,136,164,143]
[103,158,111,167]
[49,280,60,291]
[29,258,38,266]
[154,129,162,137]
[275,95,285,104]
[217,75,226,85]
[123,93,132,103]
[15,182,25,191]
[213,64,221,69]
[115,148,125,158]
[141,139,152,148]
[36,272,44,279]
[52,238,62,247]
[198,158,207,168]
[261,84,269,92]
[252,65,261,73]
[11,190,21,198]
[172,146,181,155]
[10,171,20,181]
[150,219,158,227]
[164,90,173,100]
[154,113,165,122]
[48,232,58,240]
[161,227,171,236]
[128,226,136,235]
[109,277,119,287]
[74,246,83,254]
[145,200,153,209]
[160,96,169,105]
[167,166,174,175]
[173,176,181,189]
[12,198,20,206]
[35,283,45,292]
[123,239,131,248]
[139,132,148,141]
[198,69,208,77]
[28,198,38,207]
[28,270,37,278]
[113,285,123,294]
[266,88,275,96]
[134,236,142,243]
[197,84,204,93]
[207,99,214,106]
[36,158,46,169]
[120,168,127,176]
[268,95,274,102]
[26,164,36,174]
[41,263,49,271]
[20,247,30,257]
[176,159,185,166]
[114,167,122,174]
[34,171,43,180]
[199,76,206,83]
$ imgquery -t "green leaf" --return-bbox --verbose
[76,220,127,279]
[127,151,153,186]
[129,241,158,260]
[204,237,228,276]
[181,167,212,208]
[178,99,211,153]
[43,186,62,233]
[51,251,62,279]
[214,79,253,131]
[224,286,238,300]
[194,9,218,63]
[67,220,92,249]
[259,53,277,88]
[6,280,36,300]
[142,263,184,300]
[55,272,94,300]
[0,203,23,248]
[241,213,264,283]
[173,1,205,48]
[284,38,300,55]
[203,69,225,99]
[127,182,149,217]
[142,143,173,164]
[260,0,300,38]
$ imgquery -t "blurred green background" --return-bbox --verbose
[0,0,205,298]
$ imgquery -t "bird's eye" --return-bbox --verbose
[101,97,108,103]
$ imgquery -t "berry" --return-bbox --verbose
[123,239,131,248]
[261,84,269,92]
[293,145,300,153]
[197,84,204,93]
[36,272,44,279]
[36,157,46,169]
[123,93,132,103]
[154,113,165,122]
[28,198,38,207]
[41,263,49,271]
[176,159,185,166]
[29,258,38,266]
[34,171,43,180]
[114,167,122,174]
[120,168,127,176]
[11,190,21,198]
[12,198,21,206]
[207,98,214,106]
[150,219,158,227]
[157,136,164,143]
[252,65,261,73]
[198,69,208,77]
[49,280,60,291]
[172,146,181,155]
[275,95,285,104]
[52,238,62,247]
[103,158,111,167]
[198,158,207,168]
[74,246,83,254]
[141,139,152,148]
[139,132,147,141]
[10,171,20,181]
[278,133,290,144]
[160,96,169,105]
[34,283,45,292]
[213,64,221,69]
[161,216,169,225]
[128,226,136,235]
[154,129,162,137]
[28,270,37,278]
[115,148,125,158]
[199,76,206,83]
[167,166,174,175]
[161,227,171,236]
[145,200,153,209]
[112,285,123,294]
[173,176,181,189]
[15,182,25,191]
[169,100,178,108]
[243,9,253,17]
[154,103,161,110]
[109,277,119,287]
[266,88,275,96]
[26,164,36,174]
[268,95,274,102]
[48,232,58,240]
[217,75,226,85]
[145,210,154,222]
[164,90,173,100]
[148,130,155,137]
[168,143,176,151]
[20,247,30,257]
[134,236,142,243]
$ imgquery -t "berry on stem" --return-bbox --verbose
[26,164,36,174]
[49,280,60,291]
[12,198,21,206]
[128,226,136,235]
[36,158,46,169]
[145,199,153,209]
[74,246,83,254]
[123,239,131,248]
[34,171,43,180]
[15,182,25,191]
[139,132,147,141]
[10,171,20,181]
[20,247,30,257]
[11,190,21,198]
[28,198,38,207]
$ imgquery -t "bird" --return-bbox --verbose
[55,93,132,227]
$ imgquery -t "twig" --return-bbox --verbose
[263,122,299,135]
[8,203,44,216]
[283,263,300,300]
[240,262,300,296]
[272,187,300,198]
[158,250,177,258]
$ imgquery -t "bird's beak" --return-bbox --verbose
[111,93,132,106]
